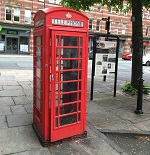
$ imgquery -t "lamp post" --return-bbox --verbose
[102,16,110,40]
[102,17,110,81]
[44,0,46,8]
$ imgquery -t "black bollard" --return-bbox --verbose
[103,75,106,81]
[135,78,144,114]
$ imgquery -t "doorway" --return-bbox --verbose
[6,37,18,54]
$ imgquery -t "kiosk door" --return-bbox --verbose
[51,30,86,142]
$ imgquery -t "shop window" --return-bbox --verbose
[20,36,29,52]
[148,10,150,19]
[90,6,94,11]
[123,5,127,16]
[56,0,61,4]
[116,6,120,15]
[6,7,12,21]
[49,0,54,3]
[142,9,144,18]
[96,20,100,31]
[14,8,20,22]
[109,22,111,31]
[25,10,31,23]
[0,35,5,51]
[97,4,102,12]
[122,23,126,34]
[89,19,93,30]
[114,23,119,34]
[146,27,149,36]
[108,7,113,13]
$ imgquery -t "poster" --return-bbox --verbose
[95,53,116,75]
[95,41,116,76]
[0,42,5,51]
[20,44,28,52]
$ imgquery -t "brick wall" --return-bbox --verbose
[0,0,150,55]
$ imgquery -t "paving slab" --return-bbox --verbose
[0,97,15,106]
[0,89,25,97]
[0,105,12,116]
[3,85,22,90]
[15,77,33,81]
[78,137,120,155]
[13,96,31,105]
[7,114,32,127]
[142,101,150,114]
[0,81,19,86]
[108,105,136,116]
[22,89,33,97]
[95,119,140,132]
[0,126,42,154]
[87,112,120,126]
[87,101,107,115]
[12,148,51,155]
[13,148,51,155]
[0,116,8,129]
[119,113,150,124]
[11,105,27,115]
[134,119,150,131]
[26,96,33,104]
[94,97,133,109]
[18,81,33,89]
[24,104,33,114]
[49,141,89,155]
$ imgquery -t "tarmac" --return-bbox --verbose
[0,55,150,155]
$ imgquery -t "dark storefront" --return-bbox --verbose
[0,26,31,54]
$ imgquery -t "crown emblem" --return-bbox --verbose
[66,12,72,18]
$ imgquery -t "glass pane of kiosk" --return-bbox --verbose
[34,35,42,110]
[55,35,82,127]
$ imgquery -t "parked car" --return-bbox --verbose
[122,53,132,60]
[143,54,150,66]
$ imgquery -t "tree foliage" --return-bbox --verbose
[61,0,150,12]
[61,0,150,90]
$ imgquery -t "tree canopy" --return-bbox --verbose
[61,0,150,12]
[61,0,150,90]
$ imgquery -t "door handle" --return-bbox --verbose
[51,75,54,80]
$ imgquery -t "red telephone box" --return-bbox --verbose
[33,7,88,145]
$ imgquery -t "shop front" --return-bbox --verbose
[0,25,31,54]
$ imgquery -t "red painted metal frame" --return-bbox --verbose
[50,31,87,142]
[33,27,50,142]
[33,7,88,144]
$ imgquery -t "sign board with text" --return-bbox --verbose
[95,41,116,76]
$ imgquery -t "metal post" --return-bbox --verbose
[103,16,110,81]
[103,75,106,81]
[135,78,144,114]
[44,0,46,8]
[106,17,110,36]
[90,36,96,100]
[113,37,119,97]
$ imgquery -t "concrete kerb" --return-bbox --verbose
[87,121,128,155]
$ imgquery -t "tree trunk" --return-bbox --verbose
[131,0,143,90]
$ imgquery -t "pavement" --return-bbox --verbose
[0,55,150,155]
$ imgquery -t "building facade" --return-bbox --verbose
[0,0,150,55]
